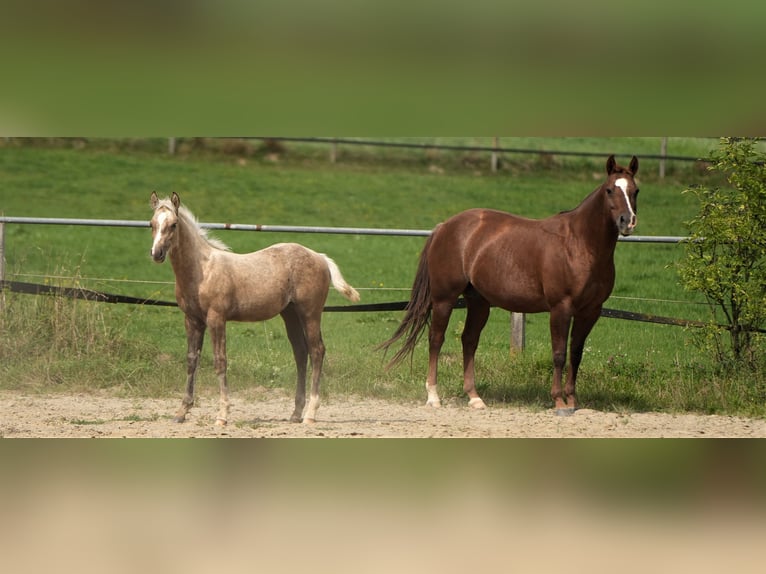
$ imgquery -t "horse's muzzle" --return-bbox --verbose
[619,224,636,236]
[619,214,637,236]
[151,248,166,263]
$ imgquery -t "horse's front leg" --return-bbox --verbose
[549,306,573,415]
[208,315,230,426]
[566,311,601,411]
[175,316,205,423]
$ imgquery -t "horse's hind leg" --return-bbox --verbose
[175,316,205,423]
[462,295,491,409]
[425,300,454,407]
[281,305,309,422]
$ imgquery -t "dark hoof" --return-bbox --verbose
[555,408,577,417]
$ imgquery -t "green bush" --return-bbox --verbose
[678,137,766,367]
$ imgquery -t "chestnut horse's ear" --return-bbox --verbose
[629,156,639,175]
[171,192,181,211]
[606,155,617,174]
[150,191,159,209]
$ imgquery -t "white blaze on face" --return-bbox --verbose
[614,177,636,223]
[151,211,169,257]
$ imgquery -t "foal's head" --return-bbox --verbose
[149,191,181,263]
[604,155,639,236]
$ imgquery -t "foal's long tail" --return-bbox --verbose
[377,234,434,369]
[323,255,361,302]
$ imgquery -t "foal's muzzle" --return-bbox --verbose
[151,248,167,263]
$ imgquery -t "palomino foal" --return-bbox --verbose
[150,192,360,424]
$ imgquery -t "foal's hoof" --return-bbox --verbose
[425,399,442,408]
[302,418,316,425]
[468,397,487,409]
[173,415,186,423]
[214,418,228,427]
[555,408,577,417]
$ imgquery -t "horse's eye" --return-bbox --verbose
[606,188,613,195]
[171,223,177,230]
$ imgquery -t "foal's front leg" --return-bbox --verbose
[175,316,205,423]
[208,315,230,426]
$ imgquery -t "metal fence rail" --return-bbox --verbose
[0,216,692,351]
[0,216,687,242]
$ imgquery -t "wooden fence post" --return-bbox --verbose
[511,312,526,352]
[168,138,177,155]
[659,137,668,179]
[491,136,499,172]
[0,215,5,285]
[0,215,6,313]
[330,139,338,163]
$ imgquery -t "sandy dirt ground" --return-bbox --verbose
[1,388,764,438]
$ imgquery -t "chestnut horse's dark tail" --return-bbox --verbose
[377,234,434,369]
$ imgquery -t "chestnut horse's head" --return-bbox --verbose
[149,191,181,263]
[604,155,639,236]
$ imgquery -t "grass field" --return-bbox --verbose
[1,138,764,416]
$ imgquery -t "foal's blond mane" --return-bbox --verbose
[178,204,231,252]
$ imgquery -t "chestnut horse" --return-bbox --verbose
[150,192,360,425]
[380,155,639,415]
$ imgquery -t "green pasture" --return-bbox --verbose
[1,138,764,417]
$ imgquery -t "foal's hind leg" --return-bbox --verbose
[281,305,309,423]
[175,316,205,423]
[462,295,491,409]
[207,314,230,426]
[301,313,326,424]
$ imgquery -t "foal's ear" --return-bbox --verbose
[606,154,617,174]
[171,192,181,210]
[150,191,159,209]
[629,155,639,175]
